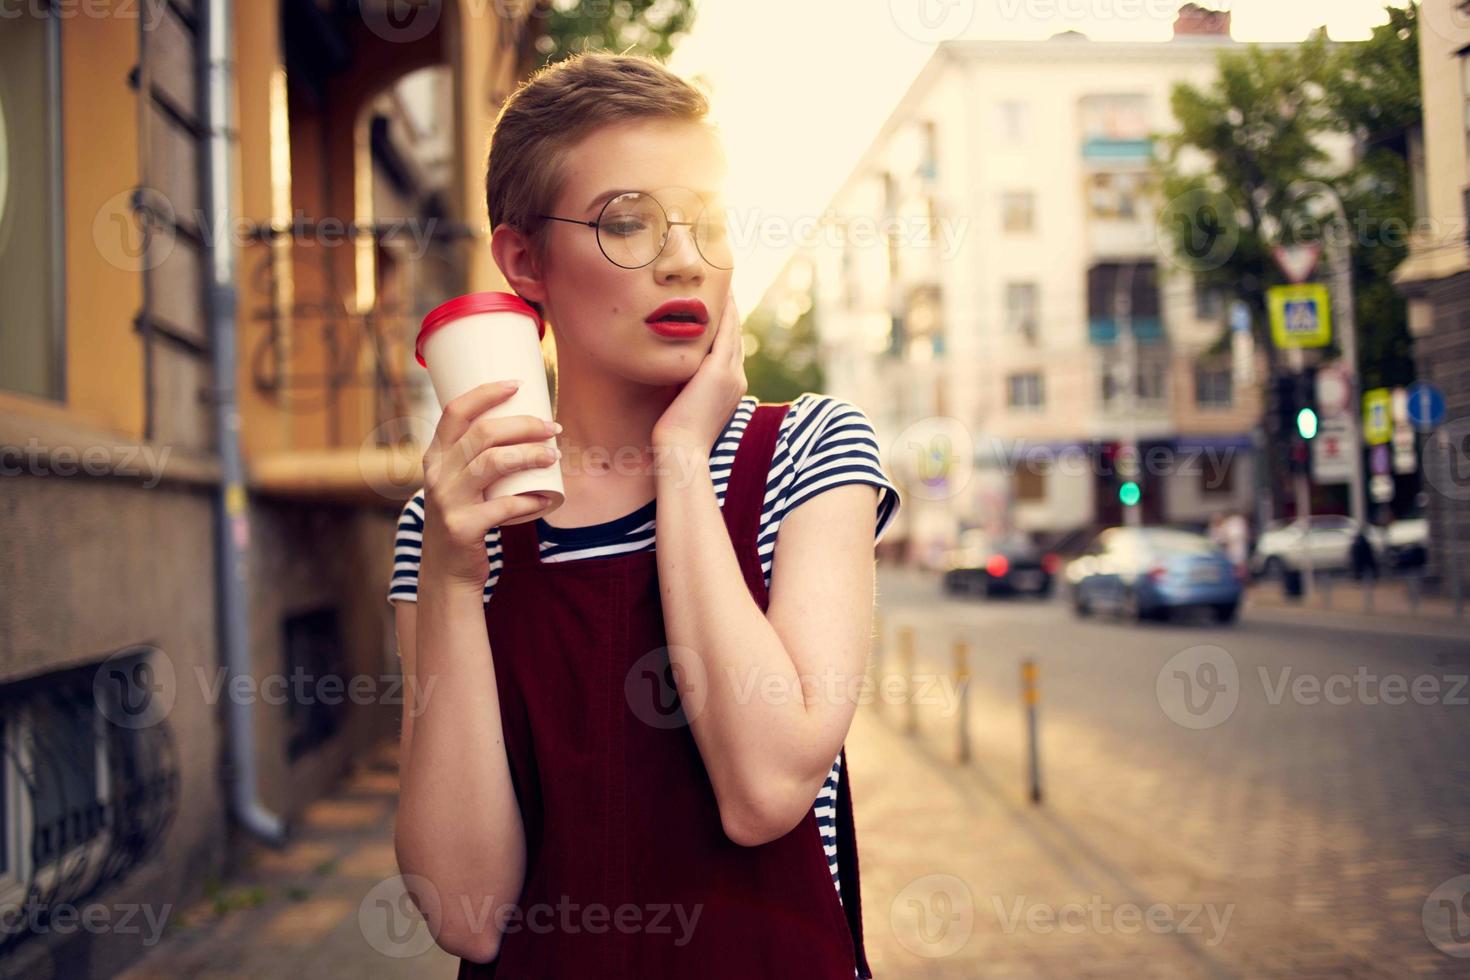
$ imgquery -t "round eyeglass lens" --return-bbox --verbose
[596,192,734,270]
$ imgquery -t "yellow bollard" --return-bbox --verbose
[954,638,971,764]
[1021,659,1041,804]
[899,625,916,736]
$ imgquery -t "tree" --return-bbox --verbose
[1154,30,1337,376]
[742,303,826,404]
[532,0,698,66]
[1323,3,1421,389]
[1154,4,1424,511]
[1156,5,1421,385]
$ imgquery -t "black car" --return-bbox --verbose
[940,530,1059,598]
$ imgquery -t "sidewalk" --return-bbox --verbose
[114,688,1437,977]
[1244,575,1466,628]
[117,739,460,980]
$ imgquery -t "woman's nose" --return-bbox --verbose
[656,225,705,281]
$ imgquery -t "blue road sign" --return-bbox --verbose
[1406,382,1446,432]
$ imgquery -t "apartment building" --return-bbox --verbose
[1393,0,1470,592]
[760,15,1343,560]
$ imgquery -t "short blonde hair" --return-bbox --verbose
[486,51,714,298]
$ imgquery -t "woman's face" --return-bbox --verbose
[534,118,733,387]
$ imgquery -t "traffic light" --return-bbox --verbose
[1271,374,1299,440]
[1294,367,1318,440]
[1285,368,1317,477]
[1296,407,1318,440]
[1119,480,1141,507]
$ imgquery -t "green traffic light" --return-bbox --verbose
[1296,407,1318,440]
[1119,481,1141,507]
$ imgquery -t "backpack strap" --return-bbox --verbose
[835,745,872,977]
[720,402,788,611]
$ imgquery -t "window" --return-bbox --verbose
[1088,262,1161,323]
[1136,356,1167,403]
[1014,462,1046,501]
[919,119,938,180]
[1101,354,1169,406]
[1194,283,1224,320]
[1079,93,1150,142]
[0,12,64,400]
[1087,261,1163,344]
[1005,282,1039,342]
[1200,453,1237,495]
[1007,372,1044,411]
[1194,363,1233,408]
[1461,51,1470,172]
[0,654,178,948]
[1001,191,1035,233]
[283,608,348,761]
[1084,171,1150,221]
[996,100,1029,142]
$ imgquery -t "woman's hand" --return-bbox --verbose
[652,288,748,454]
[419,380,562,590]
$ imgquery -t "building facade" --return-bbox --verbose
[759,21,1351,562]
[0,2,538,976]
[1392,0,1470,595]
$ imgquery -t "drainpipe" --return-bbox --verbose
[202,0,289,846]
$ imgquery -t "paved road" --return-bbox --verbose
[111,568,1470,979]
[860,566,1470,976]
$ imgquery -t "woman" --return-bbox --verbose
[389,52,900,978]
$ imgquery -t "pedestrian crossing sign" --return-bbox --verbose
[1267,284,1332,348]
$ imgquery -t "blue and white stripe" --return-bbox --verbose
[388,392,901,906]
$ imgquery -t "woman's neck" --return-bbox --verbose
[552,356,676,480]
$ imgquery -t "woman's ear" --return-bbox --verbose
[490,224,548,305]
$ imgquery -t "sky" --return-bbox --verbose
[666,0,1412,314]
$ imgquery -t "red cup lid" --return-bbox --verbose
[416,291,545,368]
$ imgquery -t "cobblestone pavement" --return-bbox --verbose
[116,565,1470,978]
[859,565,1470,977]
[116,740,460,980]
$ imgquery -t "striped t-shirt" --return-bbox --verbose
[388,392,901,908]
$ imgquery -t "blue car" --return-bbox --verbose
[1065,527,1244,624]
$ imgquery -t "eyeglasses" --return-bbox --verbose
[535,191,734,270]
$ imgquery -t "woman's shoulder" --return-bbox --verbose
[774,392,882,453]
[765,392,901,541]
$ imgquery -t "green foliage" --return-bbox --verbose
[1154,4,1422,391]
[742,304,826,404]
[533,0,697,65]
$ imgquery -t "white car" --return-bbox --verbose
[1250,516,1386,579]
[1382,517,1428,569]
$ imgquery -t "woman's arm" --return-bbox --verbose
[393,574,528,963]
[654,451,878,847]
[392,381,556,964]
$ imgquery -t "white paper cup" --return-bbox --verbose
[416,291,564,525]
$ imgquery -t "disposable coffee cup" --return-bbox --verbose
[416,291,564,525]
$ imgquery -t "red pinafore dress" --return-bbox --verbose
[457,402,874,978]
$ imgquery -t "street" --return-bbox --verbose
[857,566,1470,977]
[114,565,1470,979]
